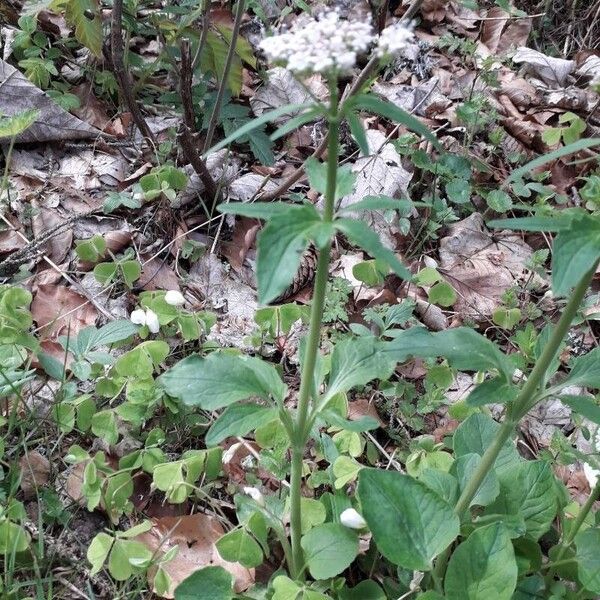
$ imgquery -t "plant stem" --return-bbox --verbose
[288,81,339,581]
[545,477,600,588]
[432,262,599,585]
[203,0,246,152]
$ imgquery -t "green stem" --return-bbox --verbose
[288,81,339,581]
[433,262,599,585]
[545,477,600,588]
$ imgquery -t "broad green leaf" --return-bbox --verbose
[428,281,457,307]
[385,327,513,379]
[301,523,358,580]
[108,539,151,580]
[271,576,330,600]
[324,337,395,402]
[511,575,545,600]
[159,352,286,409]
[339,580,386,600]
[202,30,242,95]
[87,532,112,575]
[64,0,102,56]
[575,528,600,593]
[466,377,518,407]
[0,109,39,138]
[357,469,460,571]
[91,410,118,445]
[321,410,380,432]
[552,214,600,296]
[257,205,323,304]
[114,340,169,379]
[446,178,471,204]
[487,215,573,232]
[352,259,387,286]
[559,395,600,425]
[506,138,600,184]
[206,403,278,446]
[333,455,362,489]
[444,523,517,600]
[205,103,315,157]
[0,520,29,555]
[347,110,370,156]
[450,453,499,508]
[175,566,233,600]
[299,497,326,534]
[561,346,600,389]
[218,201,291,220]
[488,461,557,541]
[340,195,413,215]
[349,94,442,150]
[453,414,521,475]
[418,469,459,506]
[335,218,411,280]
[216,528,263,568]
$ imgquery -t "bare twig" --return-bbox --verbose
[203,0,247,152]
[110,0,156,145]
[178,38,219,206]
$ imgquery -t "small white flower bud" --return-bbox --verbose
[584,462,600,489]
[423,256,438,269]
[145,308,160,333]
[130,309,147,326]
[340,508,367,529]
[243,486,265,507]
[165,290,185,306]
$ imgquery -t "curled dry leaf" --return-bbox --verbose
[138,257,180,292]
[513,47,575,88]
[31,205,72,265]
[136,513,254,598]
[438,213,534,321]
[221,216,259,273]
[479,7,531,56]
[31,283,98,338]
[0,59,100,143]
[19,451,50,498]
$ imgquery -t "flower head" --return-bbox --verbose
[243,486,265,507]
[165,290,185,306]
[377,21,415,58]
[259,10,375,75]
[130,307,160,333]
[340,508,367,529]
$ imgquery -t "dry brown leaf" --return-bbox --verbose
[513,47,575,88]
[136,513,254,598]
[0,215,26,255]
[31,205,72,265]
[31,283,98,338]
[480,8,531,55]
[19,451,50,498]
[438,213,534,321]
[71,84,124,137]
[139,257,180,292]
[0,59,100,143]
[348,398,384,427]
[221,217,259,273]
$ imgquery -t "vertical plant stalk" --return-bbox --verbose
[288,82,340,581]
[203,0,246,152]
[178,38,219,205]
[433,261,599,585]
[110,0,156,146]
[545,477,600,588]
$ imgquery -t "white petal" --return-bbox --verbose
[340,508,367,529]
[243,486,265,507]
[145,308,160,333]
[165,290,185,306]
[584,462,600,489]
[130,309,147,326]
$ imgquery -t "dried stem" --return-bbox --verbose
[178,38,219,206]
[110,0,156,145]
[203,0,246,152]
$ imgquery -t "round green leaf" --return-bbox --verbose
[216,528,263,568]
[175,565,233,600]
[300,522,358,580]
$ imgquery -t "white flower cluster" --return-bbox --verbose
[377,21,415,58]
[259,11,414,76]
[259,11,374,75]
[130,307,160,333]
